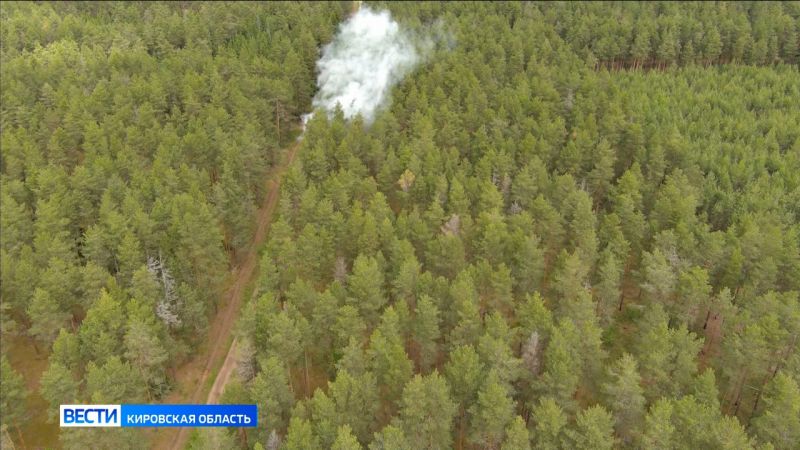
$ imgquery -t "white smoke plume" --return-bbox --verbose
[308,6,427,125]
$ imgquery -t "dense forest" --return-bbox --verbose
[0,2,348,448]
[2,2,799,450]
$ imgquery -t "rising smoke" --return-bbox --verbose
[307,6,428,126]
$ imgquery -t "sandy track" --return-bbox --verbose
[162,141,301,450]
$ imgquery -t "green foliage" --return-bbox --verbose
[399,372,457,450]
[444,345,484,415]
[642,400,676,450]
[0,353,28,428]
[468,370,515,449]
[565,405,617,450]
[752,372,800,449]
[348,255,388,326]
[502,416,531,450]
[368,425,409,450]
[602,354,646,445]
[27,288,70,347]
[250,357,295,441]
[531,397,568,450]
[537,320,581,411]
[187,428,238,450]
[412,295,441,372]
[4,2,800,449]
[40,361,78,422]
[0,2,347,444]
[285,417,322,450]
[332,425,363,450]
[328,370,380,444]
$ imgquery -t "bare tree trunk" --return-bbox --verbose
[747,380,767,426]
[457,410,466,450]
[732,391,742,416]
[775,334,798,376]
[276,104,281,144]
[746,352,788,427]
[142,367,153,402]
[733,286,743,305]
[730,369,748,416]
[15,423,25,450]
[304,351,310,396]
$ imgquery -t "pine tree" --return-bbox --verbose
[501,416,531,450]
[413,295,441,372]
[675,265,711,328]
[537,320,580,411]
[331,425,362,450]
[85,356,146,403]
[565,405,617,450]
[634,303,702,399]
[530,397,567,450]
[369,425,409,450]
[444,345,484,444]
[478,312,523,388]
[468,370,515,449]
[124,318,168,397]
[329,370,380,443]
[347,255,387,326]
[27,288,70,347]
[400,372,457,450]
[251,357,295,438]
[551,250,589,305]
[703,25,723,64]
[79,289,126,364]
[511,233,545,296]
[691,369,721,410]
[640,249,676,307]
[657,28,679,67]
[392,252,421,304]
[285,417,322,450]
[368,308,413,409]
[601,354,646,445]
[308,389,339,448]
[264,310,304,368]
[642,400,675,450]
[751,372,800,449]
[116,231,143,286]
[51,329,81,371]
[448,271,483,349]
[334,305,367,351]
[188,428,238,450]
[0,354,27,431]
[594,248,622,326]
[516,292,554,344]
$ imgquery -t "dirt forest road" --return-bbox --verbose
[159,140,301,450]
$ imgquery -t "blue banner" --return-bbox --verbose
[121,404,257,427]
